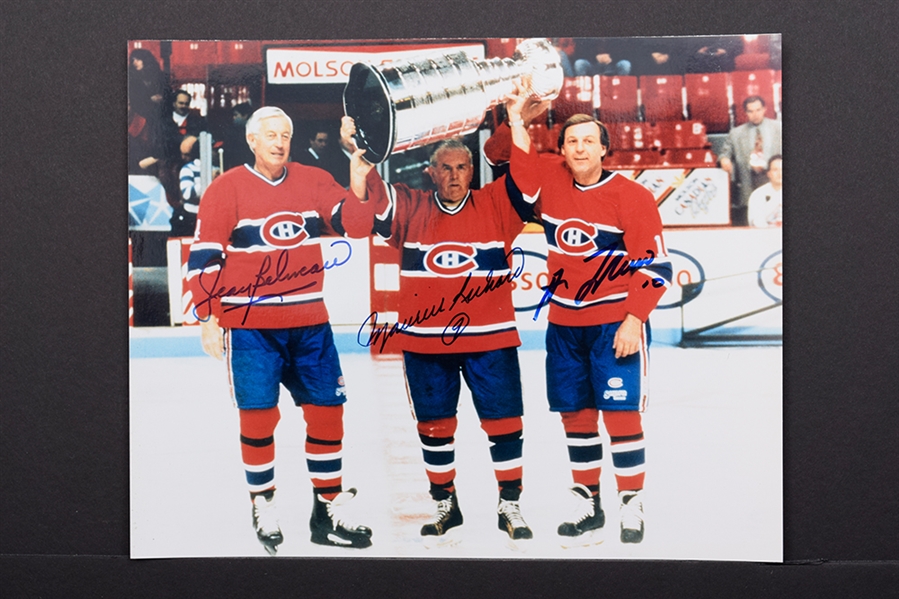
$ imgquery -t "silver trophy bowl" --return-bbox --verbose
[343,38,564,163]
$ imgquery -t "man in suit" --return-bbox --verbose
[295,126,351,188]
[719,96,782,226]
[171,89,208,139]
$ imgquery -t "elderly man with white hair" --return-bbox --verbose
[187,106,383,555]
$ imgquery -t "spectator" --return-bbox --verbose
[718,96,782,226]
[685,36,741,73]
[295,125,351,187]
[169,135,202,237]
[128,99,161,175]
[552,38,577,77]
[748,155,783,228]
[221,102,255,171]
[572,38,632,76]
[128,49,167,120]
[171,89,208,139]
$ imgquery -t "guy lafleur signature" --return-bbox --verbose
[532,242,663,321]
[193,239,352,325]
[358,247,525,353]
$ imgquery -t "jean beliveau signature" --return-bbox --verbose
[193,239,352,325]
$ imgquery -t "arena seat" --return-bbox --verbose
[660,148,718,168]
[731,69,777,125]
[604,149,660,169]
[552,77,595,124]
[597,75,639,122]
[734,52,771,71]
[684,72,731,133]
[606,121,655,151]
[639,74,685,122]
[652,120,710,150]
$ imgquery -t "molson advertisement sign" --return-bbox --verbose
[267,43,485,85]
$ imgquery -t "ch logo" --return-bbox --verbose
[261,212,309,249]
[555,219,599,255]
[424,243,478,276]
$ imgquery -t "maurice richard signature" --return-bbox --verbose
[358,247,525,352]
[193,239,352,325]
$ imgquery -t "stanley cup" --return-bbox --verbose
[343,38,564,163]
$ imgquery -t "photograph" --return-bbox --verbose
[127,35,783,561]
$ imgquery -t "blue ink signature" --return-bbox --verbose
[533,243,663,320]
[193,239,352,325]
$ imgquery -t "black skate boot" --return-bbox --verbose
[251,490,283,556]
[421,488,463,540]
[558,484,605,546]
[497,488,533,540]
[309,488,373,548]
[619,489,645,544]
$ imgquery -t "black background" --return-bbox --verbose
[1,0,897,596]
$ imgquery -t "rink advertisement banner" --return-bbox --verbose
[267,43,485,84]
[129,35,783,562]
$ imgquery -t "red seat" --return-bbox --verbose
[551,77,595,124]
[734,52,771,71]
[652,120,710,150]
[660,148,718,168]
[685,72,731,133]
[731,70,777,125]
[605,122,655,151]
[598,75,639,122]
[604,149,660,169]
[639,74,684,122]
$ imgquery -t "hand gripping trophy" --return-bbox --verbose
[343,38,564,163]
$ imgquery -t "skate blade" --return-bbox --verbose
[260,542,280,556]
[559,529,604,549]
[422,526,462,549]
[503,534,534,553]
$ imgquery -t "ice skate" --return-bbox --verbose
[251,491,283,556]
[619,489,644,544]
[421,489,463,547]
[558,484,605,548]
[497,497,533,540]
[309,488,373,548]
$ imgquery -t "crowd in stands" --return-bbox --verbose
[130,36,781,232]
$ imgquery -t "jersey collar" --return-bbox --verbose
[245,164,288,186]
[434,190,471,215]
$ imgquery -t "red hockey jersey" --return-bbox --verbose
[188,163,383,329]
[371,177,526,354]
[497,132,672,327]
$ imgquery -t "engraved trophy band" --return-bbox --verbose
[343,38,564,163]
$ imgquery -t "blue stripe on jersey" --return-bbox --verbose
[422,448,455,466]
[230,215,324,250]
[188,248,224,271]
[505,173,539,223]
[643,259,673,285]
[330,201,347,237]
[306,458,342,473]
[611,448,645,469]
[245,467,275,486]
[401,246,510,273]
[568,444,603,464]
[550,295,625,309]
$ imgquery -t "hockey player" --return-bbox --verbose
[486,81,672,545]
[341,118,533,545]
[188,107,383,555]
